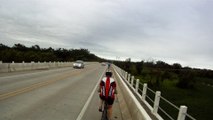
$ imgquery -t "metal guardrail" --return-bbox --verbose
[113,65,196,120]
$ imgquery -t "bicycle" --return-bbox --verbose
[101,101,108,120]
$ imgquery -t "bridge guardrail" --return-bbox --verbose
[113,65,152,120]
[113,64,196,120]
[0,61,96,73]
[0,61,73,73]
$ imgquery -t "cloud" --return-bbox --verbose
[0,0,213,69]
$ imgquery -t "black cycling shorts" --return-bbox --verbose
[99,95,114,105]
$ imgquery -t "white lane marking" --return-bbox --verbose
[76,69,105,120]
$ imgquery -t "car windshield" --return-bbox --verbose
[75,60,83,63]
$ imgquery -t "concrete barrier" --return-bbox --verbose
[0,63,9,72]
[0,61,97,73]
[113,65,152,120]
[0,61,73,73]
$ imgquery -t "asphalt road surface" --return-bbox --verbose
[0,63,124,120]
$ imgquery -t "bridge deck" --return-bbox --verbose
[0,63,132,120]
[82,69,132,120]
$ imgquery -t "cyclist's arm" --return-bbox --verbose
[114,88,118,94]
[98,80,103,93]
[98,85,101,93]
[114,82,118,94]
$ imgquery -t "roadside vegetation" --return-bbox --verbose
[113,60,213,120]
[0,43,103,62]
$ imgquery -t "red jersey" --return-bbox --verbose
[100,77,116,99]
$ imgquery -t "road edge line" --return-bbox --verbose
[76,69,105,120]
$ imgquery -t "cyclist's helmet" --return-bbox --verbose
[105,71,112,77]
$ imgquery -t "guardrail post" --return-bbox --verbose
[128,74,131,82]
[123,70,125,77]
[122,70,124,77]
[131,76,134,87]
[142,83,147,101]
[153,91,161,114]
[177,106,188,120]
[135,79,139,92]
[125,72,128,80]
[31,61,34,70]
[22,61,25,70]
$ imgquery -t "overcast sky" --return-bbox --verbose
[0,0,213,69]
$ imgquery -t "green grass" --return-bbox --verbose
[136,76,213,120]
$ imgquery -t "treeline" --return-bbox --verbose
[1,43,213,89]
[0,43,103,62]
[114,60,213,89]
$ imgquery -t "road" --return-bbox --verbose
[0,63,124,120]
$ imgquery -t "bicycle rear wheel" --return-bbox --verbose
[101,102,108,120]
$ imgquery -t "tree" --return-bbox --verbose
[0,43,9,50]
[136,61,144,75]
[177,70,196,89]
[172,63,182,69]
[31,45,41,51]
[156,61,170,68]
[0,43,102,62]
[13,43,28,51]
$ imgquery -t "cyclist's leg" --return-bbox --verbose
[99,96,105,112]
[107,98,114,120]
[107,105,112,120]
[99,100,103,111]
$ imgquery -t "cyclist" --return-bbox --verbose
[107,63,111,71]
[98,71,117,120]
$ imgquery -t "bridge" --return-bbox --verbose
[0,62,196,120]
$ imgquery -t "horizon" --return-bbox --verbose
[1,43,212,71]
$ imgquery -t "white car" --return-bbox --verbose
[101,62,106,66]
[73,60,84,68]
